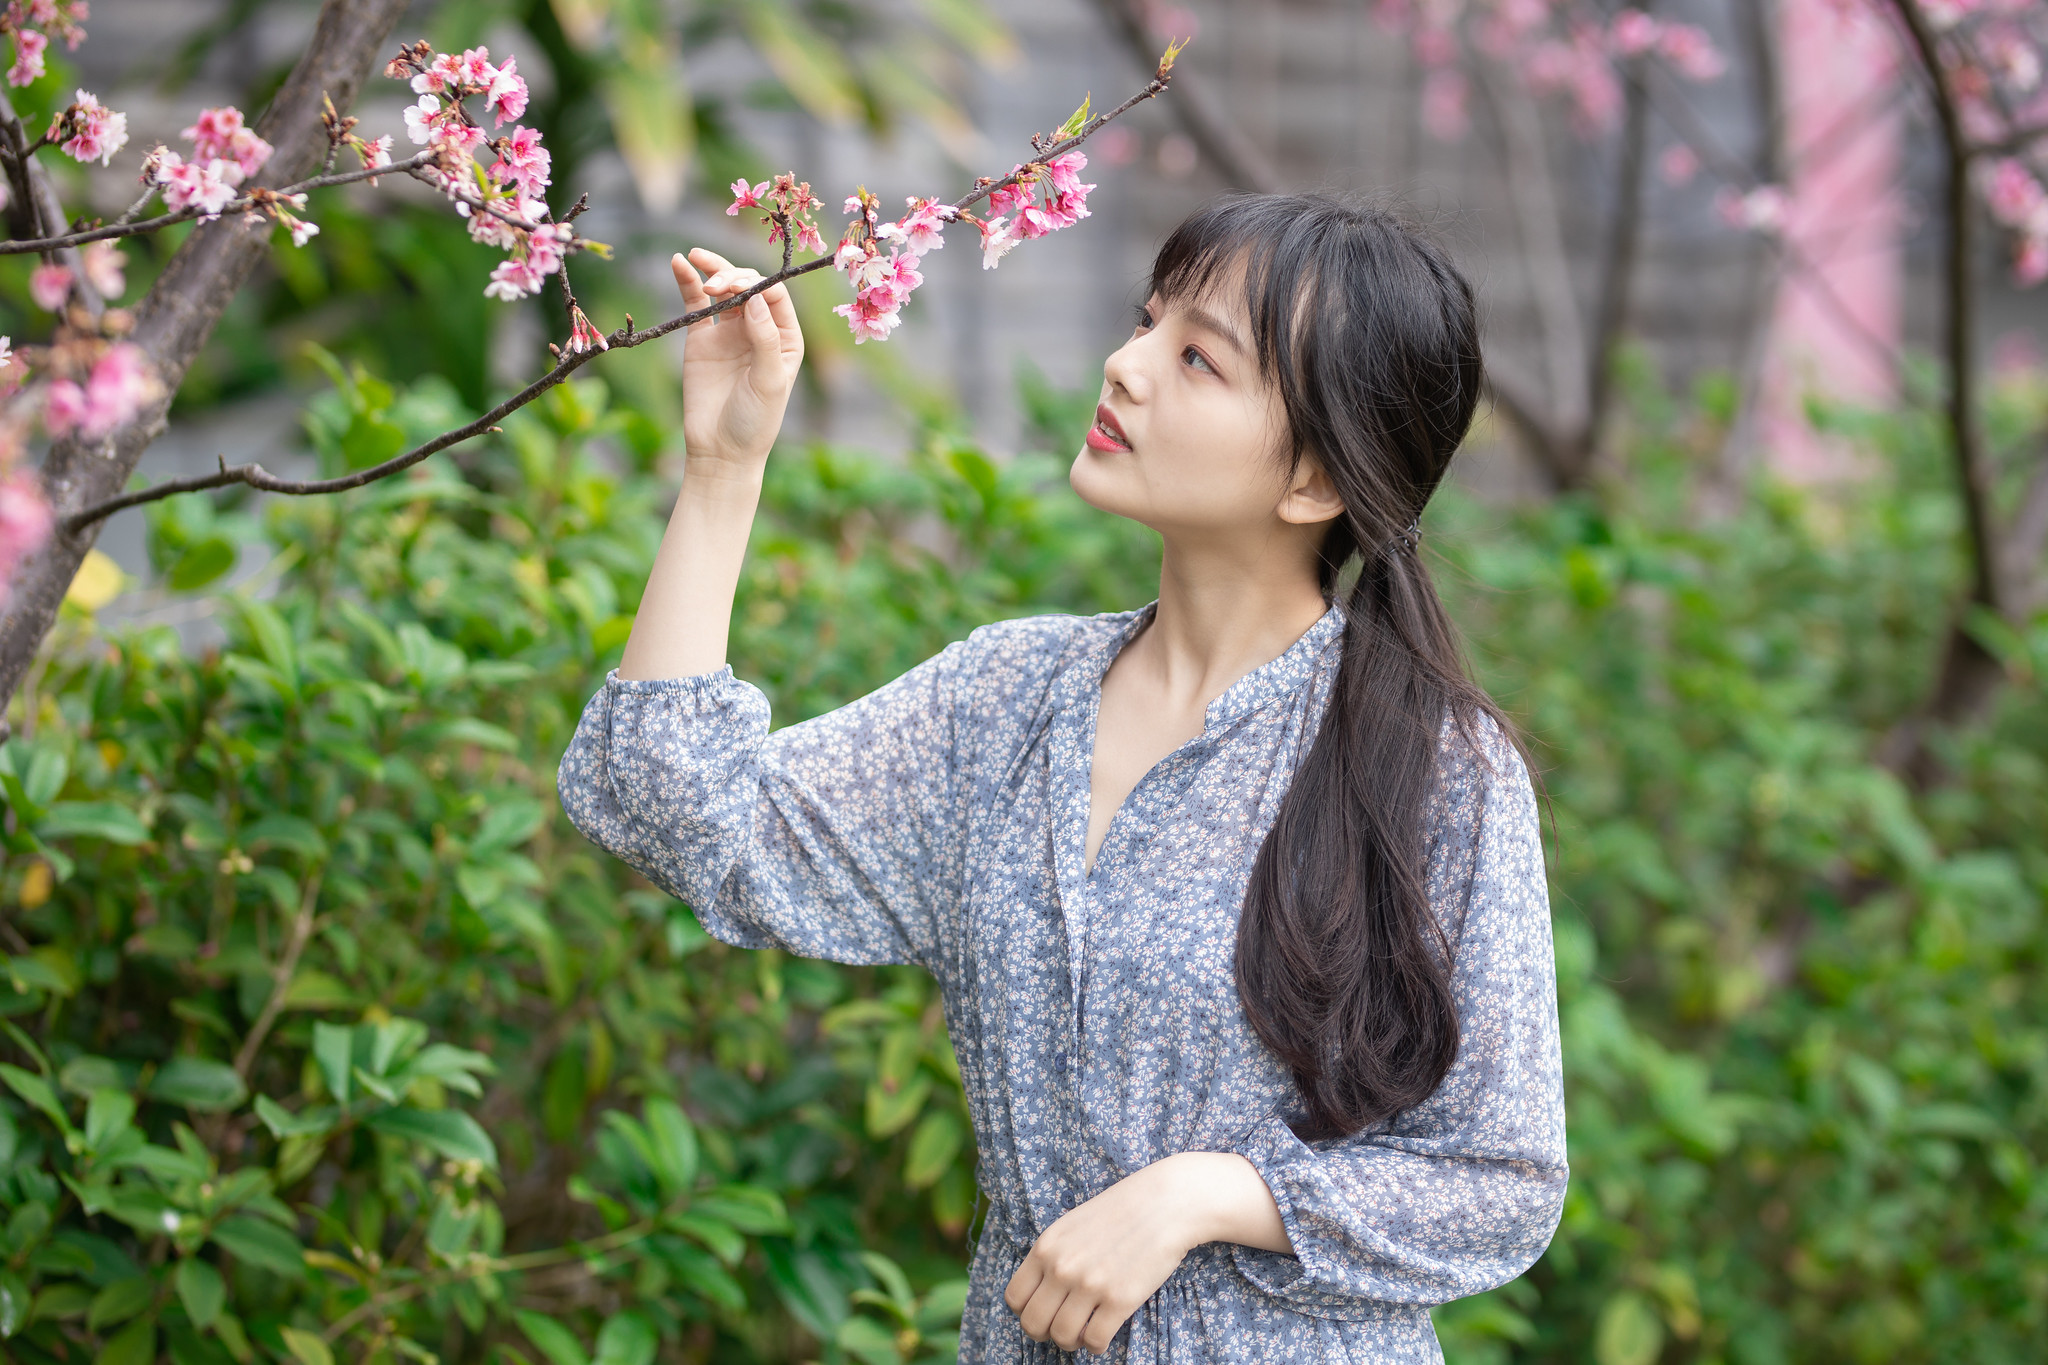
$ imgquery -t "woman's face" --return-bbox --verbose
[1070,286,1340,546]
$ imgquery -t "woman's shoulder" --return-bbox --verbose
[951,607,1144,684]
[1430,706,1541,843]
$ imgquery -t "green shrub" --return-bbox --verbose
[1,362,2044,1365]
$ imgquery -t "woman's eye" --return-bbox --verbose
[1182,346,1212,373]
[1134,308,1154,331]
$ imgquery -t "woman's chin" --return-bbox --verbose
[1068,448,1135,517]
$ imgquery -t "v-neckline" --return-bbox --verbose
[1071,600,1346,881]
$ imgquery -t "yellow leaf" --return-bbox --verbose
[601,58,694,213]
[550,0,612,49]
[65,549,124,612]
[18,859,51,908]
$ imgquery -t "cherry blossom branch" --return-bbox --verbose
[0,151,437,255]
[61,66,1175,535]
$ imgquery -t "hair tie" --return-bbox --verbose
[1385,519,1421,557]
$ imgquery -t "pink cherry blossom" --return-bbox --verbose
[355,133,393,184]
[833,291,901,344]
[81,240,123,298]
[484,54,528,126]
[1716,184,1788,234]
[403,94,446,145]
[77,343,154,438]
[796,220,827,255]
[729,179,768,214]
[567,306,608,354]
[884,197,952,254]
[2017,234,2048,286]
[492,124,551,195]
[182,106,244,160]
[1659,143,1700,187]
[155,151,238,219]
[8,27,47,87]
[484,256,546,301]
[42,379,87,437]
[1984,158,2045,225]
[1046,151,1089,197]
[0,472,53,598]
[987,170,1032,217]
[57,89,128,166]
[979,215,1020,269]
[1609,10,1661,57]
[1657,24,1724,81]
[1422,68,1469,139]
[0,336,11,371]
[29,263,71,312]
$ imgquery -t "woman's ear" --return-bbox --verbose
[1277,455,1347,527]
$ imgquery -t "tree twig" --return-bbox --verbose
[231,869,324,1079]
[62,71,1175,535]
[0,150,436,255]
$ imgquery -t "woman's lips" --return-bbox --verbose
[1087,404,1132,452]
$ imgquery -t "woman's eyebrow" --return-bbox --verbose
[1179,304,1249,358]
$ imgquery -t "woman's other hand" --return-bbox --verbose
[1004,1152,1292,1355]
[673,247,803,477]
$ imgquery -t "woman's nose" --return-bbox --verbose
[1101,335,1146,401]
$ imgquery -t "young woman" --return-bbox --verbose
[558,194,1566,1362]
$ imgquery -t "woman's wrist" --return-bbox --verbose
[1150,1152,1292,1256]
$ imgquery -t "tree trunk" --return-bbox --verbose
[0,0,412,711]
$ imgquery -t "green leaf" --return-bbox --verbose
[97,1316,156,1365]
[902,1108,963,1189]
[1594,1291,1664,1365]
[0,1063,69,1128]
[253,1096,339,1139]
[865,1073,933,1138]
[591,1311,656,1365]
[642,1097,699,1198]
[689,1186,789,1236]
[367,1107,498,1169]
[147,1058,247,1113]
[22,747,68,808]
[84,1090,137,1154]
[86,1276,153,1333]
[240,815,326,860]
[514,1310,590,1365]
[167,537,237,592]
[278,1325,334,1365]
[312,1022,353,1102]
[210,1215,304,1277]
[0,1268,27,1338]
[38,802,150,846]
[835,1315,903,1365]
[280,971,357,1011]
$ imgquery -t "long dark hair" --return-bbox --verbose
[1150,194,1512,1141]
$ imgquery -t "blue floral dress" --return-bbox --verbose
[557,602,1566,1363]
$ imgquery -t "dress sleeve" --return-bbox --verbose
[554,641,978,969]
[1227,723,1567,1315]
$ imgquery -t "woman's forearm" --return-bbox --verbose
[617,459,765,681]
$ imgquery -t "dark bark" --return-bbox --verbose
[1884,0,2013,778]
[0,0,413,710]
[1584,58,1652,466]
[1088,0,1283,194]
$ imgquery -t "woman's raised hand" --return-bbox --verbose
[672,247,804,475]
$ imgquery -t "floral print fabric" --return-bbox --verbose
[557,603,1566,1363]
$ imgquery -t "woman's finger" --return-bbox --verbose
[687,246,737,278]
[1003,1259,1043,1315]
[1046,1290,1099,1353]
[1014,1281,1067,1343]
[671,253,709,313]
[739,293,785,391]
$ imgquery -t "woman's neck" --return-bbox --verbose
[1120,536,1330,712]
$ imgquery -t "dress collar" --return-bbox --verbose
[1057,598,1347,732]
